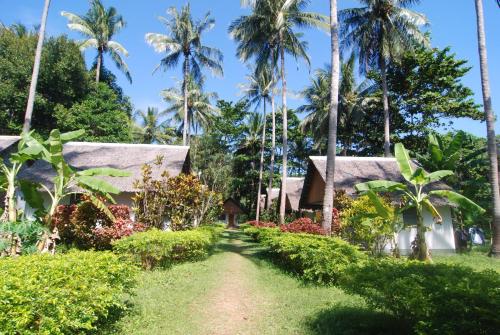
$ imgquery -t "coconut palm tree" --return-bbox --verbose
[299,56,376,154]
[23,0,51,134]
[322,0,341,235]
[131,107,174,144]
[146,4,223,146]
[61,0,131,84]
[230,0,327,224]
[240,65,277,222]
[474,0,500,257]
[339,0,429,157]
[162,76,219,144]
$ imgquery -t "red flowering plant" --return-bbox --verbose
[246,220,277,228]
[93,219,146,250]
[279,217,326,235]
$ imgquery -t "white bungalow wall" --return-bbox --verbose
[396,206,455,254]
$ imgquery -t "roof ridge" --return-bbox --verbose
[66,142,190,149]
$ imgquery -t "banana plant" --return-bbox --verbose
[21,129,131,226]
[355,143,484,261]
[415,131,465,172]
[0,132,42,223]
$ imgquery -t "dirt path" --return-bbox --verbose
[200,233,269,335]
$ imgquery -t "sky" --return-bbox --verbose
[1,0,499,137]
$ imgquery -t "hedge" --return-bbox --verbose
[113,226,224,270]
[0,251,137,334]
[340,258,500,335]
[244,227,366,284]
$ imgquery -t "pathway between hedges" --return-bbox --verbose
[114,230,398,335]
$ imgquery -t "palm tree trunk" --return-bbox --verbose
[322,0,340,235]
[182,57,190,146]
[278,38,288,225]
[95,49,103,83]
[475,0,500,257]
[267,95,276,210]
[380,59,391,157]
[22,0,51,134]
[256,102,267,222]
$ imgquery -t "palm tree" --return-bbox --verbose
[23,0,51,134]
[339,0,429,157]
[230,0,327,224]
[474,0,500,257]
[322,0,341,235]
[240,65,277,222]
[299,56,376,154]
[61,0,131,84]
[131,107,174,144]
[146,4,223,146]
[162,76,219,144]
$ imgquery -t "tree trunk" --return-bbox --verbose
[256,101,267,222]
[22,0,51,134]
[278,39,288,225]
[380,59,391,157]
[414,206,430,261]
[475,0,500,257]
[6,170,17,223]
[95,49,103,83]
[267,95,276,210]
[322,0,340,236]
[182,57,190,146]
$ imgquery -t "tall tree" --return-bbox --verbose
[340,0,428,156]
[23,0,51,134]
[230,0,326,224]
[162,76,218,144]
[146,4,223,146]
[131,107,174,144]
[474,0,500,257]
[61,0,131,84]
[240,65,276,221]
[322,0,340,235]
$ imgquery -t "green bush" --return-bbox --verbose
[0,251,137,334]
[340,258,500,334]
[243,226,280,242]
[113,226,223,270]
[263,232,367,284]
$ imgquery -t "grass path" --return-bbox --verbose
[114,230,400,335]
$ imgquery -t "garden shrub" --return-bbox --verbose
[263,232,367,284]
[279,217,325,235]
[0,220,48,255]
[0,251,137,334]
[243,226,280,242]
[113,226,223,270]
[52,202,142,250]
[246,220,277,228]
[340,258,500,335]
[340,195,399,255]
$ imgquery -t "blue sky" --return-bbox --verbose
[1,0,499,137]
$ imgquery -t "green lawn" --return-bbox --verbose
[110,231,499,334]
[433,246,500,273]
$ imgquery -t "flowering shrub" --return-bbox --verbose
[246,220,277,228]
[280,217,326,235]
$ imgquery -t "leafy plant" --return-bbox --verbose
[113,226,223,270]
[340,258,500,335]
[0,251,137,334]
[355,143,484,261]
[341,195,400,256]
[0,220,48,255]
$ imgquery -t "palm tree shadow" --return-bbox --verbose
[306,305,411,335]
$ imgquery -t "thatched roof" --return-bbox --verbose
[18,142,190,193]
[0,135,20,153]
[281,177,305,211]
[300,156,451,209]
[223,198,245,215]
